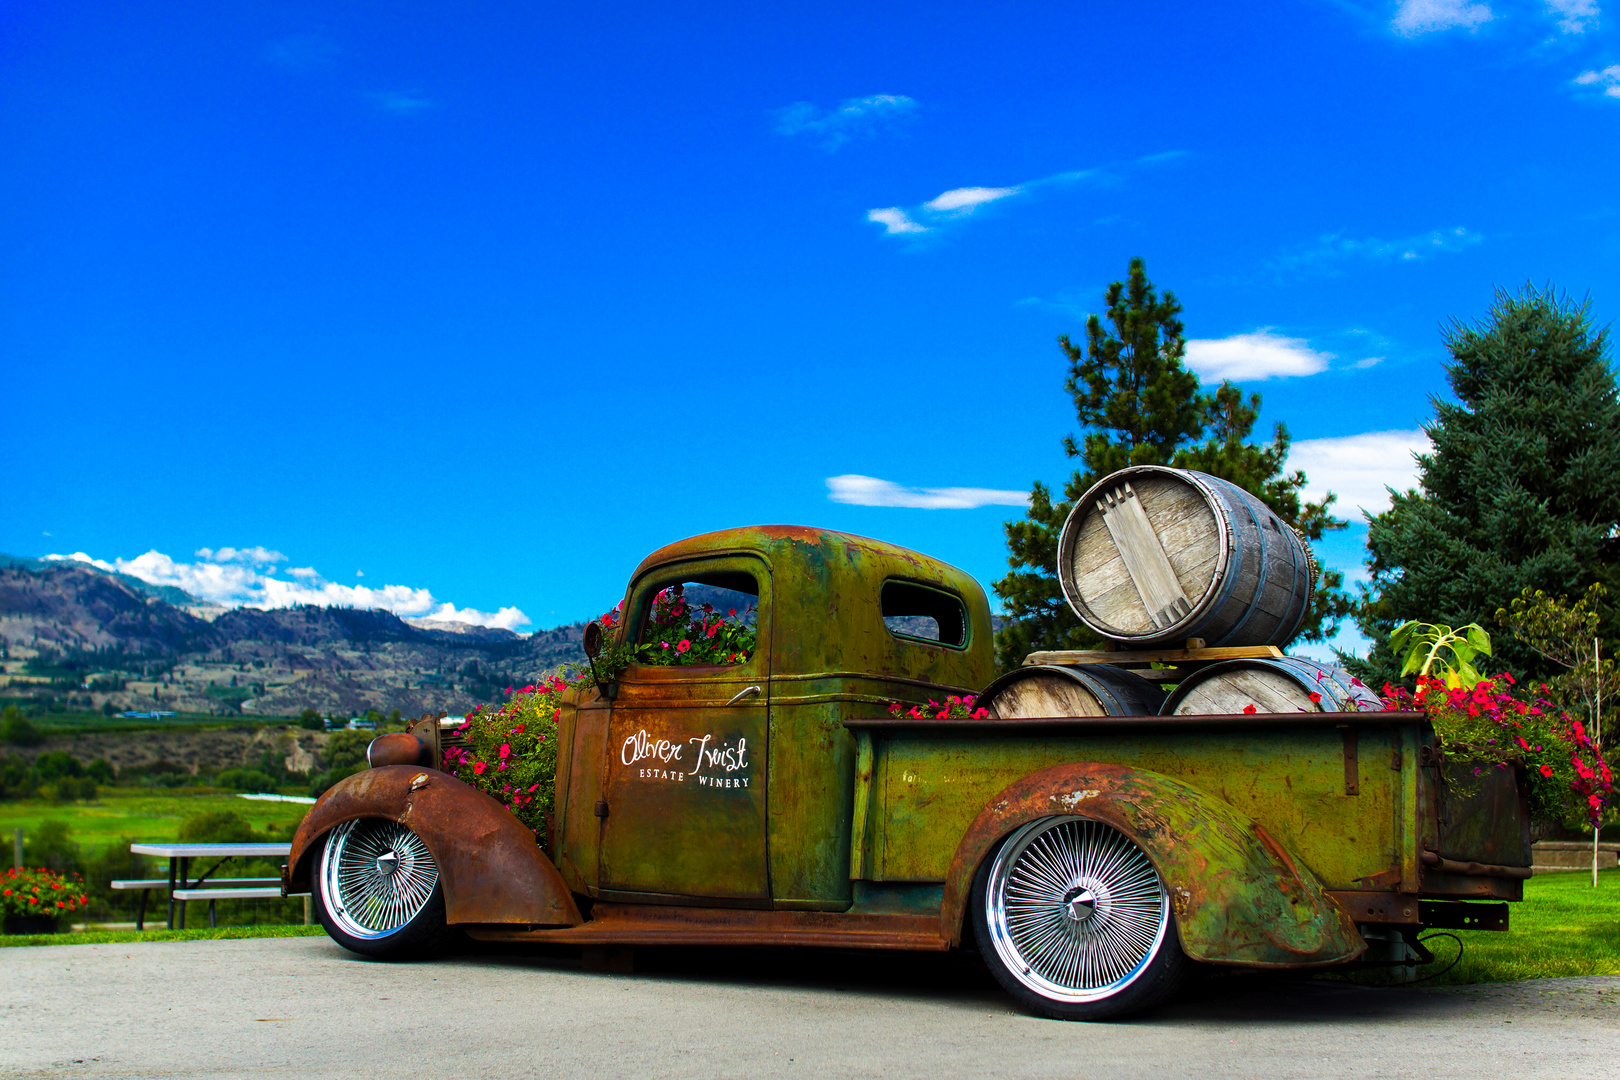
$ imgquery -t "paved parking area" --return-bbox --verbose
[2,936,1617,1078]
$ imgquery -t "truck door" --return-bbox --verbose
[598,558,771,903]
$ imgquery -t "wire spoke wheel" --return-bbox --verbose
[982,816,1172,1007]
[321,819,440,941]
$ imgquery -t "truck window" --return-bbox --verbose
[636,573,759,665]
[881,580,967,647]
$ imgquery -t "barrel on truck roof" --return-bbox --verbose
[1056,466,1316,649]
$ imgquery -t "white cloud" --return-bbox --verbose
[1275,226,1482,273]
[1185,331,1333,382]
[1289,429,1430,517]
[925,186,1020,213]
[196,546,286,565]
[867,208,928,234]
[776,94,918,150]
[1392,0,1494,35]
[827,475,1030,509]
[1575,65,1620,96]
[866,153,1182,240]
[45,547,531,631]
[1546,0,1599,32]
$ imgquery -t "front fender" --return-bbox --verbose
[285,766,582,927]
[940,762,1364,968]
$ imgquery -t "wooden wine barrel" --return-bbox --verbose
[978,664,1167,719]
[1057,466,1317,648]
[1161,657,1382,715]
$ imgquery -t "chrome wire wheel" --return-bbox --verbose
[321,819,440,940]
[983,816,1171,1005]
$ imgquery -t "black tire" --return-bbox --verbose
[312,818,458,960]
[971,815,1189,1021]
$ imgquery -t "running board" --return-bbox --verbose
[463,903,949,951]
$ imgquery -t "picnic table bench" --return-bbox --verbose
[123,843,306,930]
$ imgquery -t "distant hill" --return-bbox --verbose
[0,561,586,719]
[0,552,211,611]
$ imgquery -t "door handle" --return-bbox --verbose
[723,686,763,707]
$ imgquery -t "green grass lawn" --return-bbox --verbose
[1,787,311,856]
[0,925,326,948]
[18,708,296,735]
[1410,866,1620,985]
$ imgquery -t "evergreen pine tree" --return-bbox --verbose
[1351,285,1620,687]
[994,258,1348,672]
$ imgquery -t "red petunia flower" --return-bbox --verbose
[1243,704,1257,714]
[473,761,487,775]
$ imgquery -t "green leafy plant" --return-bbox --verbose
[1391,620,1493,689]
[441,675,575,844]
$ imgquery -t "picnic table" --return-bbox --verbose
[123,843,301,930]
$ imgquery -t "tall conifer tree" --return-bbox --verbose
[994,258,1348,672]
[1352,285,1620,687]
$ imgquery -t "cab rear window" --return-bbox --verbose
[881,581,967,647]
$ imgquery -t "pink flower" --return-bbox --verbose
[676,639,691,654]
[499,743,511,759]
[473,761,487,775]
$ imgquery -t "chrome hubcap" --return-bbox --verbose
[321,819,438,940]
[985,816,1170,1004]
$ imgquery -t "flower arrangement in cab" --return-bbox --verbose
[1,867,89,921]
[888,695,989,720]
[635,585,757,667]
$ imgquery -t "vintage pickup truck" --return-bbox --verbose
[283,525,1527,1020]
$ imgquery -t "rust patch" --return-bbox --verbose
[286,765,582,927]
[938,762,1365,968]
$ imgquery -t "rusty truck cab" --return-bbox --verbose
[550,525,996,913]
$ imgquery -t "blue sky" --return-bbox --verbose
[3,0,1617,656]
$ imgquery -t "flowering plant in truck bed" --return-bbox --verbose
[1382,674,1612,827]
[888,695,989,720]
[1,867,88,920]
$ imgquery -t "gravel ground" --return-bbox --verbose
[2,935,1617,1079]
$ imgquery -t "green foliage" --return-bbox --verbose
[321,730,372,771]
[298,708,322,731]
[0,706,42,748]
[1390,621,1493,689]
[1351,284,1620,689]
[24,819,81,873]
[1498,584,1620,752]
[176,810,257,844]
[995,257,1348,672]
[84,758,114,784]
[215,768,275,792]
[32,752,83,783]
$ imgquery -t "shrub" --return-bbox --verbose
[32,752,83,783]
[307,765,364,799]
[177,811,257,844]
[84,758,115,783]
[50,777,97,802]
[0,753,35,801]
[2,867,88,921]
[25,820,82,874]
[215,768,276,792]
[322,730,372,771]
[298,708,323,731]
[0,706,42,748]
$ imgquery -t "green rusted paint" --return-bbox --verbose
[859,724,1412,890]
[552,526,996,910]
[937,762,1365,968]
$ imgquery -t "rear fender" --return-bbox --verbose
[940,762,1364,968]
[285,765,582,927]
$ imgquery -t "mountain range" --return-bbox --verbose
[0,557,587,718]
